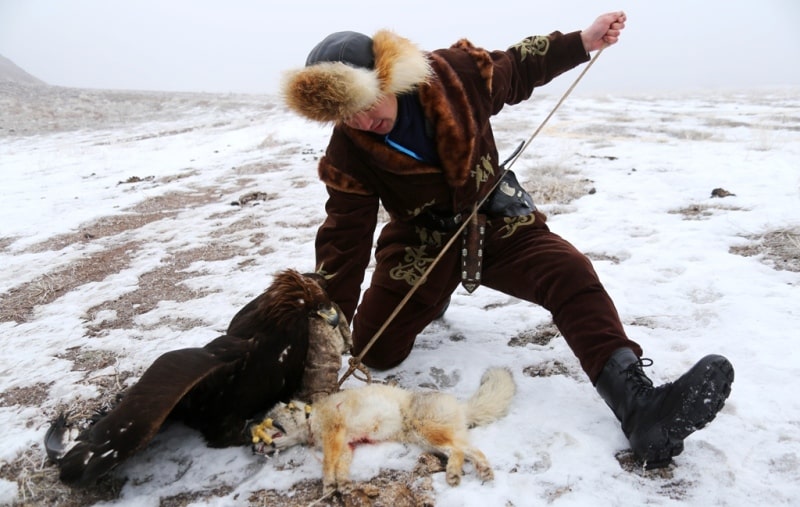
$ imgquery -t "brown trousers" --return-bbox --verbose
[351,211,642,383]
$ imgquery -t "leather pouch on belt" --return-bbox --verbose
[461,213,486,294]
[480,170,536,217]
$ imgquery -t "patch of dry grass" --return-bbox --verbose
[0,447,124,507]
[0,383,52,408]
[667,202,747,221]
[519,163,596,207]
[0,243,137,323]
[730,227,800,272]
[508,322,561,347]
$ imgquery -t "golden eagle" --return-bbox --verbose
[45,269,351,487]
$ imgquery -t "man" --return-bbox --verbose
[281,12,734,468]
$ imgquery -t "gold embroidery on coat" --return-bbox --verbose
[407,199,437,218]
[389,227,443,286]
[512,36,550,60]
[500,214,537,238]
[471,154,495,191]
[417,226,444,248]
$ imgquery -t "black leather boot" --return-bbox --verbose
[596,348,734,468]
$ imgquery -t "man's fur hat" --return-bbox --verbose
[282,30,431,123]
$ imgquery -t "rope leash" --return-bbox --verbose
[338,45,608,387]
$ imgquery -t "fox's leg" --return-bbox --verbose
[334,443,355,493]
[415,422,465,486]
[463,445,494,482]
[420,425,493,484]
[444,447,466,486]
[321,427,348,495]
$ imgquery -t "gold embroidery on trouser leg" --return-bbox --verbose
[389,227,443,286]
[389,245,435,285]
[500,214,537,238]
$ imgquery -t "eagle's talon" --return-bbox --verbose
[250,417,283,444]
[251,427,273,445]
[252,400,312,452]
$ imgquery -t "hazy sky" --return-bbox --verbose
[1,0,798,96]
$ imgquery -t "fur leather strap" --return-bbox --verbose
[461,212,486,293]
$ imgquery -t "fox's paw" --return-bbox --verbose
[476,463,494,482]
[322,479,337,497]
[337,479,354,494]
[445,469,461,486]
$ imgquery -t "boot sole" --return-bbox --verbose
[636,354,734,469]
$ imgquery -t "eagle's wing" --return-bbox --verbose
[176,326,309,447]
[48,345,244,486]
[46,269,338,487]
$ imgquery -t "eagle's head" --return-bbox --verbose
[225,269,337,334]
[263,269,341,328]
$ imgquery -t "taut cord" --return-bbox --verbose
[338,45,608,387]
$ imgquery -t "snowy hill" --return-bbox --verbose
[0,54,46,85]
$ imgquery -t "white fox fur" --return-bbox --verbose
[261,367,515,494]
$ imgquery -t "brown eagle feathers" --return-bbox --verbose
[44,269,352,487]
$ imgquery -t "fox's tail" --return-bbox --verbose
[465,367,516,427]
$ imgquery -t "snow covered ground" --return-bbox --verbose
[1,82,799,506]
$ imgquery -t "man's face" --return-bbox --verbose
[343,94,398,135]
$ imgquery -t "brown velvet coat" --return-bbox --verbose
[314,31,590,320]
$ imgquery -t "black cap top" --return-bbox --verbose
[305,31,375,69]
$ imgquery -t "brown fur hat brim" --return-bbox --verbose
[282,30,431,123]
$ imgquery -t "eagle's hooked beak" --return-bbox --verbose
[316,305,340,328]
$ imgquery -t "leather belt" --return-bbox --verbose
[411,209,464,232]
[410,170,535,293]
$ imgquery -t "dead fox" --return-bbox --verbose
[253,367,516,494]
